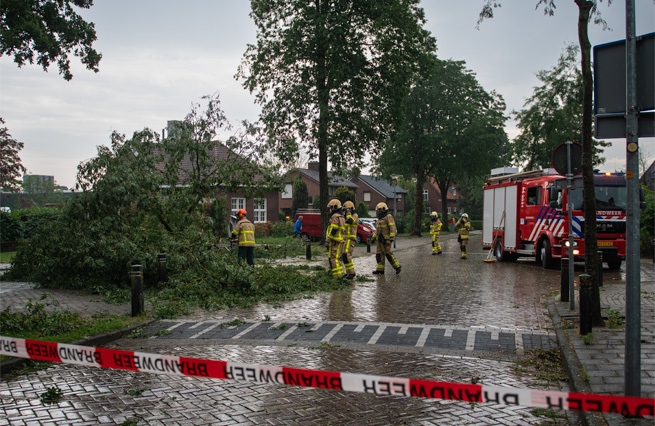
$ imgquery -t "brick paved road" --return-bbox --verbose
[1,234,581,425]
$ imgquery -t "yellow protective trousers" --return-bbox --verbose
[342,238,355,275]
[329,240,345,278]
[376,240,400,272]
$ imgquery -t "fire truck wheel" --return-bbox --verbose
[607,258,622,270]
[494,241,505,262]
[540,239,554,269]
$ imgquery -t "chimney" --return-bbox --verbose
[308,162,319,172]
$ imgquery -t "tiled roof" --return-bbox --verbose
[299,169,358,188]
[358,175,407,198]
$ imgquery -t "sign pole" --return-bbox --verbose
[625,0,641,398]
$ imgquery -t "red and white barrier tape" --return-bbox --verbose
[1,336,653,417]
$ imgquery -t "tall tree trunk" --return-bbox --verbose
[413,172,425,236]
[316,0,330,243]
[575,0,603,326]
[438,178,451,230]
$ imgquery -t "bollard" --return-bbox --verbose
[579,274,592,336]
[367,241,371,253]
[130,264,144,317]
[597,251,603,287]
[157,253,168,283]
[560,257,569,302]
[306,243,312,260]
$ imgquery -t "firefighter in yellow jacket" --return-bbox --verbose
[430,211,443,255]
[231,208,256,265]
[326,199,346,279]
[371,202,401,274]
[456,213,471,259]
[342,201,358,280]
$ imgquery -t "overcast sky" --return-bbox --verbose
[1,0,653,188]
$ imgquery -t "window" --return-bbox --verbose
[447,207,451,214]
[527,186,542,206]
[254,198,267,223]
[281,183,293,199]
[423,189,429,201]
[364,191,371,202]
[231,198,245,215]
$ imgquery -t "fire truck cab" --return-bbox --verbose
[482,167,627,270]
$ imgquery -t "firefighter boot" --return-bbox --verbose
[460,244,467,259]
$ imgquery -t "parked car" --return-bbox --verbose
[358,218,376,231]
[295,211,374,244]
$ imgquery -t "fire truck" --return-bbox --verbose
[482,167,629,270]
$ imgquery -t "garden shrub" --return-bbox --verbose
[0,211,21,245]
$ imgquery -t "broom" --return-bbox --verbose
[484,211,505,263]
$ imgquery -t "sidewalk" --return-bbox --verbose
[550,259,655,426]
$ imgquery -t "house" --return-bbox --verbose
[643,160,655,191]
[423,178,462,216]
[279,162,359,215]
[156,121,280,223]
[350,175,406,217]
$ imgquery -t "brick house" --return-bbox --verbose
[279,162,359,215]
[155,138,279,224]
[642,160,655,191]
[422,178,462,216]
[350,175,406,217]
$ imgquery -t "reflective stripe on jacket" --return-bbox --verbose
[232,218,256,247]
[376,213,396,240]
[326,213,346,242]
[430,220,442,235]
[456,220,470,239]
[344,212,359,240]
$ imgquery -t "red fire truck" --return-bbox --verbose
[482,167,628,269]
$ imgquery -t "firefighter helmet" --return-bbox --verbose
[327,199,342,210]
[376,202,388,213]
[343,201,355,210]
[461,213,469,219]
[237,208,247,218]
[431,211,438,218]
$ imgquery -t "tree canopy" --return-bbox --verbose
[0,118,26,192]
[1,0,101,81]
[378,57,509,234]
[237,0,436,236]
[512,44,609,169]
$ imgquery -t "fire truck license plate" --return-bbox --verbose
[598,241,613,247]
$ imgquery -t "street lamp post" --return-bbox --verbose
[391,174,401,249]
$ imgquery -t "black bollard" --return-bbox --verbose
[158,253,168,283]
[560,257,569,302]
[597,251,603,287]
[579,274,592,335]
[306,243,312,260]
[367,240,371,253]
[130,264,144,317]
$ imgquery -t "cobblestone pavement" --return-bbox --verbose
[4,232,648,425]
[551,259,655,426]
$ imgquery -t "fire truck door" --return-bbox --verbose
[522,184,544,244]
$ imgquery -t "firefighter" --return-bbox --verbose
[342,200,358,279]
[430,211,443,255]
[231,208,256,265]
[456,213,471,259]
[371,202,401,274]
[326,199,346,279]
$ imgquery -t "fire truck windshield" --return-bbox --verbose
[568,185,627,211]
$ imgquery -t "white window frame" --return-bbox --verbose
[253,198,267,223]
[423,189,429,201]
[231,197,246,215]
[364,191,371,202]
[281,183,293,199]
[447,207,452,214]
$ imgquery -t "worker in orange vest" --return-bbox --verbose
[231,208,256,265]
